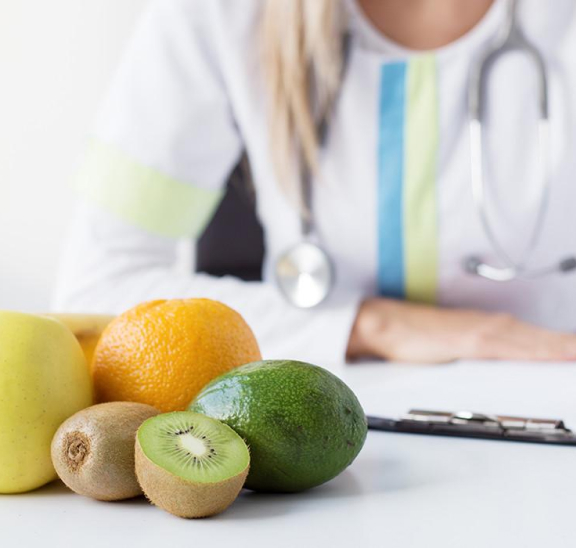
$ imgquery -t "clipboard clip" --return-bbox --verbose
[367,409,576,445]
[404,409,572,436]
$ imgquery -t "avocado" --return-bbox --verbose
[188,360,367,492]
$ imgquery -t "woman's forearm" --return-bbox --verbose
[347,298,576,363]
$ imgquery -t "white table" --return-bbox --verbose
[2,361,575,548]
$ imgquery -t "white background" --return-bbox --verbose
[0,0,147,312]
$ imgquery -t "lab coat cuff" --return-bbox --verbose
[320,291,364,367]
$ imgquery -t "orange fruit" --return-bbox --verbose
[91,299,261,412]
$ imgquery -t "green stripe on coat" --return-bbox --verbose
[404,55,439,303]
[75,139,223,239]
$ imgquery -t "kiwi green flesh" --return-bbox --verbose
[137,412,249,484]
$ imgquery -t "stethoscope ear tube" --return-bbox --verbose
[465,0,576,282]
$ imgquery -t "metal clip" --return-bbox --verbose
[404,409,572,437]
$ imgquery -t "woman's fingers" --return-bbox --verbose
[469,315,576,362]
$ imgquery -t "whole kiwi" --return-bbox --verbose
[51,402,159,501]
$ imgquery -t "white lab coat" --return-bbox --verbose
[54,0,576,364]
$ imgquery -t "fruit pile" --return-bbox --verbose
[0,299,367,518]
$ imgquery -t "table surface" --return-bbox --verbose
[2,360,575,548]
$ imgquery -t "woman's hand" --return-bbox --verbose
[347,298,576,363]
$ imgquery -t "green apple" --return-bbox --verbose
[0,311,93,493]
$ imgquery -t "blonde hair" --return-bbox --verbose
[263,0,346,199]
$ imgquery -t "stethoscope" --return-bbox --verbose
[465,0,576,281]
[275,0,576,309]
[275,120,335,309]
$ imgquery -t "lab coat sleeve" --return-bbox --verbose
[57,0,363,365]
[52,201,363,367]
[75,0,245,240]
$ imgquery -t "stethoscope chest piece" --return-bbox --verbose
[275,241,334,309]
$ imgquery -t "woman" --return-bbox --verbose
[54,0,576,364]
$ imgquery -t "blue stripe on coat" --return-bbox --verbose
[377,62,407,298]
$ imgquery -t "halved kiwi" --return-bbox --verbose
[135,412,249,518]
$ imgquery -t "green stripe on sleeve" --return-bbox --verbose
[403,55,439,304]
[74,139,224,239]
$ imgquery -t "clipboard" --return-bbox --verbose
[367,409,576,446]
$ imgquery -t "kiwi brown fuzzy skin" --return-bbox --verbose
[135,439,249,518]
[51,402,159,501]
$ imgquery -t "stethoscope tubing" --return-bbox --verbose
[466,0,576,281]
[277,0,576,308]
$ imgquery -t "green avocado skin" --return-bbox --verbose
[188,360,367,493]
